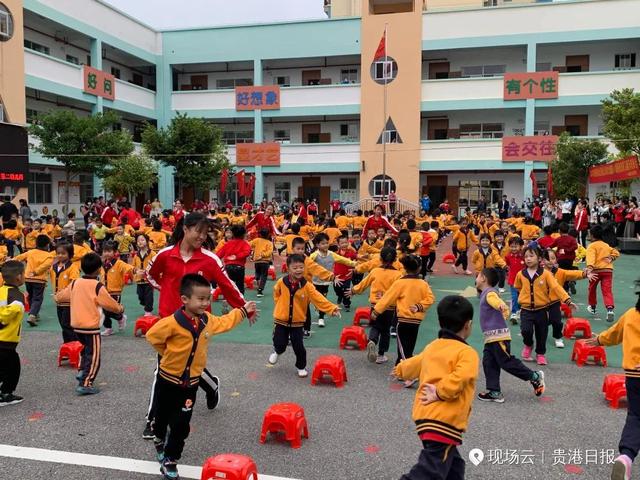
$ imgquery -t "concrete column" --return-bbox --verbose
[90,39,103,115]
[252,58,264,203]
[522,42,538,201]
[156,57,175,208]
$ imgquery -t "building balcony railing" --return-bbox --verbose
[24,49,156,115]
[226,142,360,167]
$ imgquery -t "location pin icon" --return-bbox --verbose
[469,448,484,466]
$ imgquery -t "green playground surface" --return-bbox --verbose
[25,250,640,369]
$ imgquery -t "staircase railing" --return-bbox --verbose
[345,197,420,215]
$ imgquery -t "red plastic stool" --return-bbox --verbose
[281,263,288,273]
[442,253,455,264]
[212,287,223,302]
[602,374,627,409]
[201,454,258,480]
[58,341,83,368]
[353,306,371,326]
[260,402,309,449]
[268,265,276,280]
[311,355,348,388]
[339,326,368,350]
[560,303,572,319]
[571,339,607,367]
[563,317,592,339]
[244,275,255,290]
[134,315,160,337]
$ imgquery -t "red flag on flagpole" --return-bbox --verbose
[374,30,386,60]
[547,164,554,199]
[220,168,228,194]
[245,175,256,198]
[530,171,539,197]
[235,170,245,196]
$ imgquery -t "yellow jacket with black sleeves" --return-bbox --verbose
[131,250,156,284]
[101,258,135,294]
[373,275,435,324]
[514,267,571,311]
[351,266,403,306]
[14,249,55,284]
[146,306,249,387]
[596,307,640,378]
[394,329,479,444]
[586,240,620,272]
[273,276,337,327]
[50,261,81,306]
[0,285,26,348]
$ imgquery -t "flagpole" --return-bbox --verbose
[382,23,388,210]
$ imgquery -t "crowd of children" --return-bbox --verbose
[0,199,636,480]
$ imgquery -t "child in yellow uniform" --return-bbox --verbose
[0,261,26,406]
[393,295,478,479]
[3,220,22,257]
[586,224,620,322]
[249,228,274,297]
[100,241,135,336]
[471,234,506,274]
[14,234,54,327]
[50,242,81,343]
[451,219,477,275]
[131,234,156,317]
[112,224,135,263]
[148,220,168,253]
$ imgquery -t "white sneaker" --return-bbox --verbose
[607,309,615,323]
[375,355,388,364]
[587,305,597,315]
[268,352,279,365]
[297,368,308,378]
[318,318,325,328]
[118,314,127,330]
[554,338,565,348]
[499,288,505,293]
[366,340,377,363]
[100,328,113,336]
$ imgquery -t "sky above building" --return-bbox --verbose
[103,0,327,29]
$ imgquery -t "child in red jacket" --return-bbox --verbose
[505,236,525,325]
[216,225,252,294]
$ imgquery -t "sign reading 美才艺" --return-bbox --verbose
[504,72,559,100]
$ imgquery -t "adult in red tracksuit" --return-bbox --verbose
[361,205,398,239]
[295,200,308,221]
[574,200,589,247]
[101,202,118,226]
[246,204,281,238]
[215,226,252,294]
[143,213,247,439]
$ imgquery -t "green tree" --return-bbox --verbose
[601,88,640,157]
[28,110,134,211]
[102,154,158,204]
[551,133,608,198]
[141,113,229,195]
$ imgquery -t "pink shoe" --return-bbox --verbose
[521,345,533,361]
[612,454,632,480]
[536,354,548,366]
[464,270,473,275]
[451,265,459,274]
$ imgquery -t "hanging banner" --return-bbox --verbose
[236,143,281,166]
[502,136,559,162]
[83,66,116,101]
[589,156,640,184]
[235,86,280,111]
[504,72,559,100]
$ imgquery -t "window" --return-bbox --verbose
[340,68,358,83]
[216,78,253,90]
[459,123,504,139]
[536,63,552,72]
[615,54,636,70]
[340,178,357,190]
[273,76,290,87]
[374,61,394,81]
[381,130,398,144]
[0,4,13,41]
[461,64,506,78]
[274,182,290,203]
[66,55,79,65]
[371,177,395,197]
[28,172,52,204]
[24,39,50,55]
[110,67,121,79]
[340,123,359,142]
[26,108,39,124]
[0,102,4,123]
[222,130,254,145]
[458,180,503,212]
[79,174,93,203]
[273,129,290,143]
[534,121,550,136]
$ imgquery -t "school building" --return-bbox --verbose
[0,0,639,216]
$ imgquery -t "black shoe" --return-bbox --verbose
[143,422,155,440]
[478,391,505,403]
[303,330,310,338]
[161,458,179,479]
[205,376,220,410]
[344,306,351,313]
[0,393,24,407]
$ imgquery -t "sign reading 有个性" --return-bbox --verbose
[236,143,281,166]
[502,136,559,162]
[235,86,280,111]
[504,72,559,100]
[83,66,116,101]
[589,156,640,184]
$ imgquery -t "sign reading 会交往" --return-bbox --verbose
[235,86,280,111]
[589,156,640,184]
[83,66,116,101]
[502,136,559,162]
[504,72,559,100]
